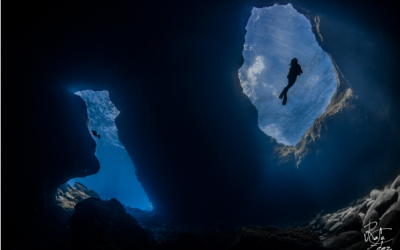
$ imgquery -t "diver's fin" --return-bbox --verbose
[282,95,287,105]
[279,87,287,99]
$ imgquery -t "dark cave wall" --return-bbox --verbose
[2,67,101,243]
[3,0,400,228]
[287,0,400,204]
[114,0,400,224]
[255,0,400,219]
[3,71,100,219]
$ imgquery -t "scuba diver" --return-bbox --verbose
[279,58,303,105]
[91,129,100,138]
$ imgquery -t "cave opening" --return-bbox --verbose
[239,4,338,145]
[69,90,152,211]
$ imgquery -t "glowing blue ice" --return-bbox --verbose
[239,4,337,145]
[71,90,152,210]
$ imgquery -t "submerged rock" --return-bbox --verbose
[333,215,362,236]
[392,230,400,249]
[154,224,323,250]
[369,189,381,200]
[56,183,100,211]
[303,175,400,250]
[366,200,375,208]
[377,203,400,240]
[325,219,340,231]
[329,222,343,233]
[398,187,400,201]
[342,208,357,222]
[379,200,400,221]
[124,205,164,228]
[391,176,400,190]
[323,231,363,250]
[356,200,369,214]
[363,189,398,230]
[226,225,323,250]
[69,198,155,249]
[345,241,367,250]
[155,231,210,250]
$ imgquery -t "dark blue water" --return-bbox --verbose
[70,90,152,210]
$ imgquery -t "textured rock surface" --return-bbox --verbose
[124,206,164,228]
[4,204,75,249]
[7,175,400,249]
[366,200,375,208]
[363,189,398,228]
[155,231,210,250]
[329,222,343,233]
[377,207,400,240]
[370,189,381,200]
[345,241,367,250]
[56,183,101,210]
[224,225,323,250]
[323,231,363,250]
[334,215,362,236]
[301,175,400,250]
[69,198,155,249]
[4,82,100,211]
[392,176,400,190]
[392,230,400,250]
[356,201,369,214]
[325,219,340,231]
[380,200,400,221]
[3,77,100,249]
[155,224,323,250]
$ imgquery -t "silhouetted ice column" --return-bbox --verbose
[239,4,337,145]
[72,90,152,210]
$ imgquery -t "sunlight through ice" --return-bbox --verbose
[239,4,337,145]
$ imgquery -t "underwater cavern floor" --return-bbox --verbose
[6,175,400,249]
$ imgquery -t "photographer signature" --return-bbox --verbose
[364,221,393,250]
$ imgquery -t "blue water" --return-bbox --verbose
[239,4,337,145]
[70,90,152,210]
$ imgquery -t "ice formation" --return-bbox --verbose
[239,4,337,145]
[71,90,152,210]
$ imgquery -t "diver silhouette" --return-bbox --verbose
[279,58,303,105]
[91,129,99,138]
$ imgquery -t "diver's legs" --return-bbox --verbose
[282,95,287,105]
[282,85,291,105]
[279,87,288,99]
[281,77,296,105]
